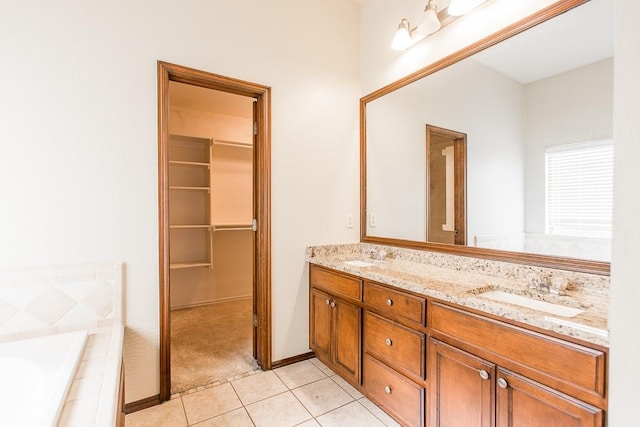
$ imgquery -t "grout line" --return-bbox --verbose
[179,395,190,426]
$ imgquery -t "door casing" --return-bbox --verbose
[157,61,272,402]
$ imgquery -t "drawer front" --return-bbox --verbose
[364,311,425,380]
[310,265,361,302]
[364,282,425,326]
[429,301,606,400]
[363,354,425,427]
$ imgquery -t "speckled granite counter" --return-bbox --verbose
[306,243,609,347]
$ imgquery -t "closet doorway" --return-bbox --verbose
[158,62,271,402]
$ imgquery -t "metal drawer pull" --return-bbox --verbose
[479,370,489,380]
[385,338,393,346]
[330,301,336,308]
[384,386,392,394]
[497,378,508,389]
[325,299,330,305]
[386,298,393,306]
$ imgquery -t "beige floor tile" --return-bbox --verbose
[308,358,335,377]
[357,397,401,427]
[316,401,386,427]
[231,370,288,405]
[330,374,363,399]
[274,360,326,389]
[192,407,254,426]
[182,383,242,425]
[124,398,187,427]
[292,377,354,417]
[295,420,321,426]
[245,391,312,427]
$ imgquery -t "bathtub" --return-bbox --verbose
[0,331,88,427]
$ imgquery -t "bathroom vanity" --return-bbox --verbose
[307,244,608,427]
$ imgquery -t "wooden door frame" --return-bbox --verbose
[157,61,272,402]
[425,124,467,245]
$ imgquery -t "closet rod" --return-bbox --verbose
[213,225,253,231]
[213,139,253,149]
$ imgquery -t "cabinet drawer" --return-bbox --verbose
[363,354,424,427]
[364,311,425,380]
[363,282,425,326]
[310,265,361,302]
[429,301,606,401]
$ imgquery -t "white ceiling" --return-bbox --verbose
[169,81,254,118]
[472,0,613,84]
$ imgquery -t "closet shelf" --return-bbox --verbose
[213,139,253,149]
[169,160,210,168]
[170,262,211,270]
[169,186,210,191]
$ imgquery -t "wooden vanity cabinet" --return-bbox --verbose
[309,266,362,385]
[308,265,607,427]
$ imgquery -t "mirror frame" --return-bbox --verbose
[360,0,610,276]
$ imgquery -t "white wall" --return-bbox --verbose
[610,0,640,424]
[524,58,613,232]
[0,0,360,404]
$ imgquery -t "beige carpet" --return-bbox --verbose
[170,298,259,394]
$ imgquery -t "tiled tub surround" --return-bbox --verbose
[0,262,125,426]
[306,243,609,347]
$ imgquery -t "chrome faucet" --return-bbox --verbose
[372,248,388,261]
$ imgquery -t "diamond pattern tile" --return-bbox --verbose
[81,281,114,318]
[0,263,122,342]
[26,287,76,325]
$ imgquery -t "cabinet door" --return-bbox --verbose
[333,298,361,384]
[496,368,603,427]
[310,288,332,362]
[429,338,495,427]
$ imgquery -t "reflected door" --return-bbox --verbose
[426,124,467,245]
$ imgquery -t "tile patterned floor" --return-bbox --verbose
[125,358,400,427]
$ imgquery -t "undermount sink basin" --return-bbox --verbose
[343,260,378,267]
[478,290,583,318]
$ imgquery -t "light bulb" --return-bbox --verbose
[391,19,413,51]
[416,1,441,36]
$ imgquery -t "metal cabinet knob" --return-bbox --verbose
[479,370,489,380]
[386,298,393,306]
[384,386,392,394]
[497,378,508,389]
[330,301,336,308]
[385,338,393,346]
[325,299,330,305]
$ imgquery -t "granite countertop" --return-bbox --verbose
[307,243,609,347]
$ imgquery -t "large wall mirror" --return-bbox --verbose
[361,0,612,274]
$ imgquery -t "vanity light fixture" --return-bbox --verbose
[391,0,441,51]
[392,0,491,51]
[417,0,442,36]
[447,0,489,16]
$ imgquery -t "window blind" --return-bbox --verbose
[545,139,613,238]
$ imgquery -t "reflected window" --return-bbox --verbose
[546,140,613,238]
